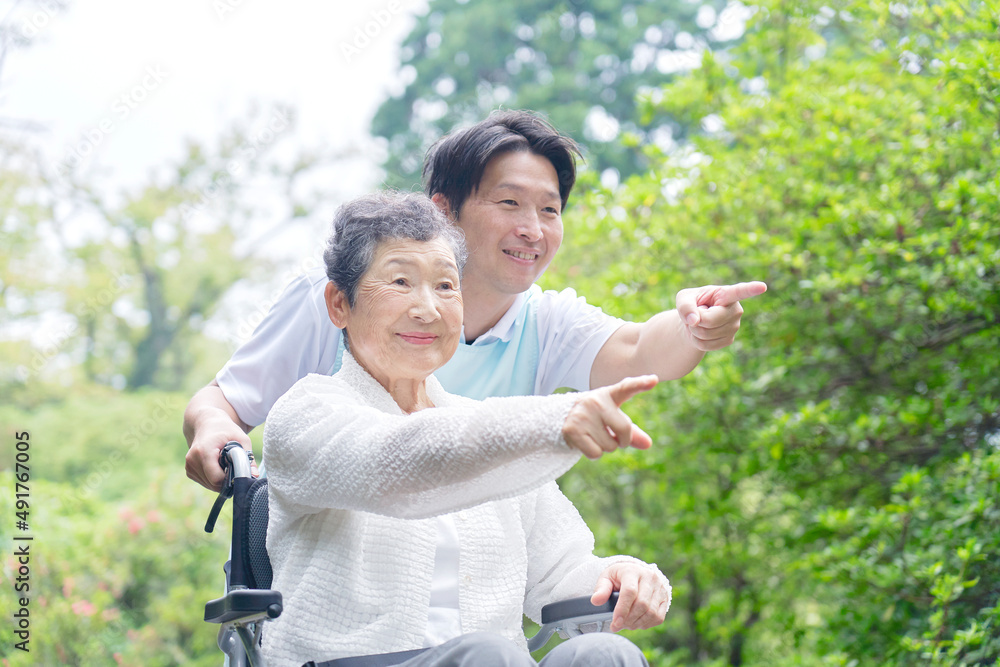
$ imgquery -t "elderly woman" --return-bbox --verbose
[262,192,670,667]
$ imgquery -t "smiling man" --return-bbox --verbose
[184,109,766,491]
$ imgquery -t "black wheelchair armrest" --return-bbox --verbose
[205,588,283,624]
[526,591,619,652]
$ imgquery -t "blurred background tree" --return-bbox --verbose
[2,108,330,398]
[0,113,326,661]
[1,6,334,663]
[371,0,747,189]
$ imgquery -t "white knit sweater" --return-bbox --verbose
[261,353,664,667]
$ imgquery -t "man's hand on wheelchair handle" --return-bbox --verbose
[184,383,257,492]
[185,415,255,491]
[592,562,670,632]
[562,375,658,460]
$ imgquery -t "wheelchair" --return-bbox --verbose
[203,442,622,667]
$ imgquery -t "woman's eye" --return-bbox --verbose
[500,199,517,206]
[439,282,454,290]
[543,206,560,215]
[394,278,407,286]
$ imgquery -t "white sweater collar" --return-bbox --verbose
[337,350,455,414]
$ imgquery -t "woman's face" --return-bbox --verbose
[332,237,463,389]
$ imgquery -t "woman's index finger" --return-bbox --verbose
[609,375,658,406]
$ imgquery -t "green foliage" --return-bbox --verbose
[548,0,999,663]
[0,390,264,665]
[371,0,740,189]
[807,450,1000,665]
[0,470,229,666]
[0,391,263,494]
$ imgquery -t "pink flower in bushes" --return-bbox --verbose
[127,517,145,534]
[71,599,96,616]
[62,577,74,597]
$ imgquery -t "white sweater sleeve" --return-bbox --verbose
[263,375,581,520]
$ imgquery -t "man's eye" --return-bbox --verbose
[543,206,560,215]
[500,199,518,206]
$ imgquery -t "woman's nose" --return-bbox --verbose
[408,285,440,322]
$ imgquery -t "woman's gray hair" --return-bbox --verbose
[324,191,468,307]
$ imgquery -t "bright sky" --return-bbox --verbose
[2,0,425,197]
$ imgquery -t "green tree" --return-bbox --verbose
[547,0,999,663]
[807,449,1000,665]
[1,108,332,396]
[371,0,742,189]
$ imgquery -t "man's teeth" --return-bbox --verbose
[505,250,538,260]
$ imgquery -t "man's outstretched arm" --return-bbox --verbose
[183,381,255,491]
[590,281,767,389]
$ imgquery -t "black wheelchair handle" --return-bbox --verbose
[204,442,254,533]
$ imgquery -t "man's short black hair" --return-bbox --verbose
[422,110,582,217]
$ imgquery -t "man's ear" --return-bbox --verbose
[430,192,456,221]
[325,281,350,329]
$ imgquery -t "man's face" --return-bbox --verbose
[453,151,564,300]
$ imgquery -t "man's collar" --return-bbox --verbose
[460,286,538,345]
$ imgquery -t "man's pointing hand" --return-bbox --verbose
[675,281,767,351]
